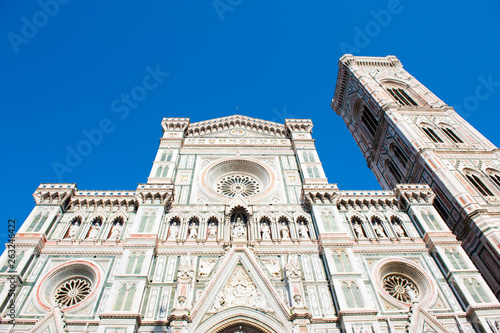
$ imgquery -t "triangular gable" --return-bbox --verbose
[29,306,68,333]
[408,304,451,333]
[190,248,290,329]
[186,115,288,139]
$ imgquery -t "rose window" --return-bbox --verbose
[382,274,419,303]
[54,277,92,307]
[216,175,260,197]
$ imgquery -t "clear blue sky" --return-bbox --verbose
[1,1,499,247]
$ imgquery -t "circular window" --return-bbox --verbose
[372,258,436,308]
[382,274,419,303]
[201,158,276,201]
[217,175,261,197]
[36,261,101,312]
[54,277,92,307]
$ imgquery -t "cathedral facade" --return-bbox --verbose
[1,56,500,333]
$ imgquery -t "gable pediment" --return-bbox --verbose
[190,248,290,330]
[186,115,288,138]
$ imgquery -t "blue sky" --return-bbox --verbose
[1,1,499,247]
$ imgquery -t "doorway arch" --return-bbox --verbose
[192,306,289,333]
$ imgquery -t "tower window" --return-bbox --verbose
[422,127,443,143]
[360,106,378,137]
[489,173,500,188]
[393,144,408,165]
[386,88,418,106]
[442,128,463,143]
[388,161,403,184]
[466,174,494,196]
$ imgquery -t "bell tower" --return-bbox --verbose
[332,54,500,299]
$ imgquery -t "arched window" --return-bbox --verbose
[386,87,418,106]
[124,284,136,311]
[160,151,167,161]
[313,167,320,178]
[303,152,310,162]
[166,151,173,161]
[27,213,48,232]
[155,166,163,177]
[464,278,489,303]
[333,251,352,272]
[392,144,408,165]
[138,213,156,233]
[465,173,494,196]
[307,167,314,178]
[114,284,127,310]
[125,252,144,275]
[360,106,379,137]
[445,249,467,270]
[487,171,500,188]
[387,161,403,184]
[421,211,440,230]
[342,282,364,308]
[441,127,463,143]
[161,166,169,177]
[422,127,443,143]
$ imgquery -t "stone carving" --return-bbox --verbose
[487,319,500,333]
[108,222,123,241]
[262,259,281,278]
[198,258,217,279]
[261,222,271,240]
[393,222,406,238]
[188,222,198,239]
[353,222,364,238]
[280,222,290,239]
[87,221,101,240]
[207,222,217,239]
[232,217,246,238]
[211,265,268,312]
[169,222,179,240]
[66,220,81,239]
[298,222,309,239]
[372,222,385,238]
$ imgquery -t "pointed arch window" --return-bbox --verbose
[392,144,408,165]
[303,152,315,163]
[160,151,167,161]
[445,249,467,270]
[155,166,163,177]
[422,127,443,143]
[466,174,494,196]
[386,88,418,106]
[138,213,156,233]
[342,282,364,308]
[333,251,352,272]
[388,161,403,184]
[464,278,489,303]
[421,211,440,230]
[125,252,144,275]
[114,284,137,311]
[442,127,463,143]
[162,166,169,178]
[360,106,379,137]
[487,171,500,189]
[27,213,49,232]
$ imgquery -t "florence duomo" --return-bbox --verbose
[1,54,500,333]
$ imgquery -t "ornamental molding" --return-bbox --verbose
[395,184,435,207]
[33,184,76,206]
[187,115,287,138]
[135,183,174,207]
[302,184,339,205]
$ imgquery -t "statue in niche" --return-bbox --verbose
[298,222,309,239]
[87,221,101,240]
[207,222,217,239]
[108,221,123,240]
[393,222,406,238]
[260,222,271,240]
[372,221,385,238]
[353,221,364,238]
[66,220,80,239]
[188,222,198,239]
[280,222,290,239]
[169,221,179,240]
[232,217,246,238]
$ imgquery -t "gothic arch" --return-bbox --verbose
[193,307,288,333]
[87,211,107,224]
[108,211,128,224]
